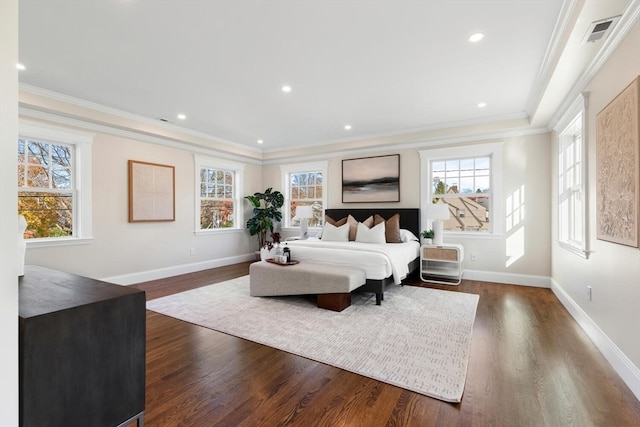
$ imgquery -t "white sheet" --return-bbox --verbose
[284,239,420,285]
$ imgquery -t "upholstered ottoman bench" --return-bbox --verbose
[249,261,366,312]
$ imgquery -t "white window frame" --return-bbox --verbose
[280,161,328,231]
[194,155,245,235]
[555,94,589,258]
[419,142,504,238]
[19,122,94,248]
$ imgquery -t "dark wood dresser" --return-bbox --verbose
[19,265,146,427]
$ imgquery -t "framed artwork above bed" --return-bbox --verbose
[342,154,400,203]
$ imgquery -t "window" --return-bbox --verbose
[556,96,589,258]
[194,155,244,233]
[420,142,503,236]
[18,122,93,246]
[18,138,74,238]
[280,161,328,229]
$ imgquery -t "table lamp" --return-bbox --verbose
[426,203,450,245]
[294,205,314,239]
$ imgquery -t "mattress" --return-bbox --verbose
[284,239,420,285]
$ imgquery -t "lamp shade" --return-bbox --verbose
[425,203,450,220]
[293,205,314,219]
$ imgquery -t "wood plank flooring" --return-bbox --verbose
[131,262,640,426]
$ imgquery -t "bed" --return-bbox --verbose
[285,208,421,304]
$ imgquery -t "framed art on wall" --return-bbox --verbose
[595,76,640,247]
[342,154,400,203]
[128,160,175,222]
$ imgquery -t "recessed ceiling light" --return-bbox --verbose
[477,102,487,108]
[177,113,186,120]
[344,125,352,130]
[282,85,292,93]
[257,139,264,144]
[16,63,25,71]
[468,33,485,43]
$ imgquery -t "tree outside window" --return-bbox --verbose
[199,168,235,229]
[18,138,74,238]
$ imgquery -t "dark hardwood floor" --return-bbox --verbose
[131,262,640,426]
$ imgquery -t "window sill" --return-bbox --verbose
[195,228,245,236]
[280,227,322,233]
[444,231,503,240]
[558,241,590,259]
[26,237,93,248]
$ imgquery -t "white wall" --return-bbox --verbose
[0,1,19,424]
[264,132,552,282]
[552,19,640,384]
[23,120,262,283]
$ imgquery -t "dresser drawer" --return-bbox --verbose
[422,247,459,261]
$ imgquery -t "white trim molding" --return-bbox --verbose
[19,121,94,246]
[102,253,255,285]
[280,161,328,231]
[551,278,640,401]
[463,269,551,288]
[419,141,505,238]
[194,154,246,234]
[555,93,590,259]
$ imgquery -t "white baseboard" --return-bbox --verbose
[101,253,255,285]
[550,278,640,401]
[463,269,551,288]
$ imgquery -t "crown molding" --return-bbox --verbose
[19,107,263,166]
[19,83,262,155]
[548,0,640,129]
[262,125,549,165]
[261,111,530,156]
[526,0,580,117]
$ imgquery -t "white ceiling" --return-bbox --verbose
[16,1,630,152]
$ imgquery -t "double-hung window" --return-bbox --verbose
[18,122,93,245]
[280,161,328,229]
[195,155,244,233]
[420,142,503,236]
[556,95,589,258]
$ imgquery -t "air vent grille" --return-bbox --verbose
[583,16,621,44]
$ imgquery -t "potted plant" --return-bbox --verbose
[245,187,284,252]
[421,229,434,245]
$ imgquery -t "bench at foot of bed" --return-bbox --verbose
[249,261,370,311]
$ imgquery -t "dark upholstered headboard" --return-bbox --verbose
[324,208,421,239]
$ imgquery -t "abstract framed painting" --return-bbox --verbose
[342,154,400,203]
[595,76,640,247]
[128,160,176,222]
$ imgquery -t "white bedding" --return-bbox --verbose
[284,239,420,285]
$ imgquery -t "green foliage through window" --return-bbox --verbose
[18,138,74,238]
[199,167,235,229]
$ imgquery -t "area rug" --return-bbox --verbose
[146,276,479,403]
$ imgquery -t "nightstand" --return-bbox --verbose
[420,243,464,285]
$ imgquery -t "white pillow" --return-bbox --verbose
[399,229,419,243]
[355,221,386,244]
[321,222,350,242]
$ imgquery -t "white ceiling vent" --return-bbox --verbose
[582,16,621,44]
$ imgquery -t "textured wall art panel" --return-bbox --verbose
[596,76,640,247]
